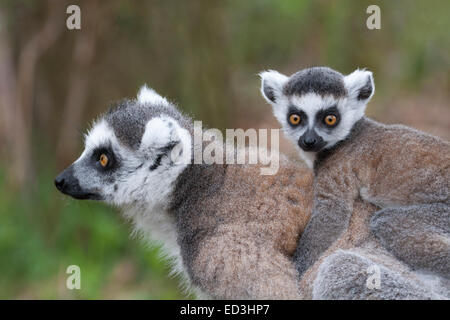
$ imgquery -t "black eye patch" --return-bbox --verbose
[316,105,341,129]
[287,106,308,128]
[91,145,119,171]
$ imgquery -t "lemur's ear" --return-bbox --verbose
[140,117,180,150]
[259,70,288,104]
[140,116,192,165]
[343,69,375,105]
[137,85,169,106]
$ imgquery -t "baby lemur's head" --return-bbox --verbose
[55,86,192,208]
[260,66,374,167]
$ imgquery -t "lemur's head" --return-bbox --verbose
[260,66,374,166]
[55,86,192,208]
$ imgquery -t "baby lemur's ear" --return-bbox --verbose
[343,69,375,106]
[259,70,289,105]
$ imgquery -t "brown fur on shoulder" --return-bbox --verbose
[171,155,313,299]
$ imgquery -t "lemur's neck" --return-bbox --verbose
[124,198,182,271]
[123,155,193,276]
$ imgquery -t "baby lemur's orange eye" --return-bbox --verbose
[99,154,109,167]
[324,115,337,126]
[289,114,301,126]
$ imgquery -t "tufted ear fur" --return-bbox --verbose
[259,70,289,105]
[137,85,169,106]
[343,69,375,108]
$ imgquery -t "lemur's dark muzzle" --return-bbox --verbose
[55,166,100,200]
[298,129,326,152]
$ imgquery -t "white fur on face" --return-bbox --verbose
[82,119,115,156]
[286,94,341,167]
[290,93,339,129]
[137,84,169,106]
[291,93,366,150]
[110,115,192,208]
[266,86,369,153]
[76,113,192,209]
[259,68,374,168]
[262,90,368,168]
[77,119,143,202]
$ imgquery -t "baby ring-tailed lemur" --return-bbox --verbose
[260,67,450,282]
[55,85,314,299]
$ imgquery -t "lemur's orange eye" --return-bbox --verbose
[324,115,337,126]
[99,154,109,167]
[289,114,301,125]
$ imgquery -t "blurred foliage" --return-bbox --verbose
[0,0,448,299]
[0,164,189,299]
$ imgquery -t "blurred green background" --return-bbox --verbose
[0,0,448,299]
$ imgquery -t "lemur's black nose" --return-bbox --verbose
[55,165,102,200]
[303,137,317,146]
[55,166,76,194]
[54,176,65,191]
[299,129,325,152]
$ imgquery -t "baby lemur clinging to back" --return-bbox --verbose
[260,66,450,280]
